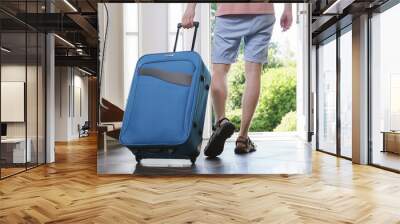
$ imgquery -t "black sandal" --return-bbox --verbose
[234,136,256,154]
[204,118,235,158]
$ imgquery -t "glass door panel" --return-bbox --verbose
[27,31,38,169]
[317,38,337,154]
[340,30,352,158]
[1,31,28,177]
[371,4,400,171]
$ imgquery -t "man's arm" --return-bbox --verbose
[280,3,293,32]
[181,3,197,28]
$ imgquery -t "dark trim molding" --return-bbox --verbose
[373,0,400,13]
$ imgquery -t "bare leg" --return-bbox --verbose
[211,63,231,122]
[238,61,262,138]
[204,63,235,158]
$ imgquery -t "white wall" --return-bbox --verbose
[55,67,69,141]
[99,3,125,110]
[140,4,169,54]
[71,74,89,138]
[54,67,89,141]
[139,4,202,54]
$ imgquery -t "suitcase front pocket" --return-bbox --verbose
[139,68,192,86]
[123,60,196,146]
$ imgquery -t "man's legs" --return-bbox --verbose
[203,63,236,158]
[234,61,262,154]
[238,61,262,138]
[211,63,231,121]
[234,14,275,154]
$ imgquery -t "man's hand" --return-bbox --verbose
[181,4,196,29]
[280,4,293,32]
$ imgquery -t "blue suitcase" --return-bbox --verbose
[119,22,211,164]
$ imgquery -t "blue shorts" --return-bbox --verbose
[212,14,275,64]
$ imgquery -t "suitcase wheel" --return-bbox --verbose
[135,155,142,163]
[190,157,197,164]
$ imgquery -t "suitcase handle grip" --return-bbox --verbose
[174,22,199,52]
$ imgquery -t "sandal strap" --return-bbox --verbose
[235,136,256,147]
[235,136,249,146]
[212,117,230,130]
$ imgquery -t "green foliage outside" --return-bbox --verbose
[210,4,297,132]
[273,111,297,132]
[226,63,297,132]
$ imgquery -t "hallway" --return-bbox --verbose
[1,136,400,223]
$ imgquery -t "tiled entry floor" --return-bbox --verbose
[97,132,312,175]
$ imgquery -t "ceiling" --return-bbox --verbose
[0,0,99,74]
[311,0,392,43]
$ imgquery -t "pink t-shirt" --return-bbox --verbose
[216,3,274,16]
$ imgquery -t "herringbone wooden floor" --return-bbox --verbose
[1,135,400,224]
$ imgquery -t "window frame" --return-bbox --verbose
[315,22,353,161]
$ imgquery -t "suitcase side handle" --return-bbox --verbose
[174,22,199,52]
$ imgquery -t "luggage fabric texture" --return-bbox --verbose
[119,22,211,164]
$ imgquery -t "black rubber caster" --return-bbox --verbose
[135,156,142,163]
[190,157,197,164]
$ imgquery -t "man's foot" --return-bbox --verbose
[204,118,235,158]
[234,136,256,154]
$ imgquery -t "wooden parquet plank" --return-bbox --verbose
[1,135,400,223]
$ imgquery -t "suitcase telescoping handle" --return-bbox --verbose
[173,22,199,52]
